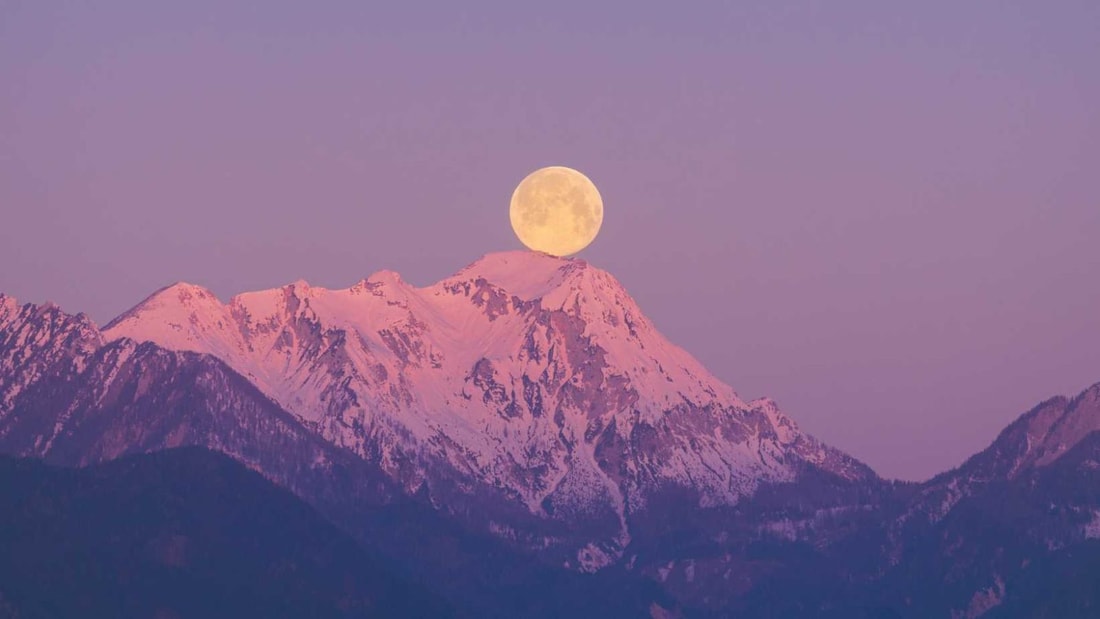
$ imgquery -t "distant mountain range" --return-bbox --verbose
[2,252,1098,617]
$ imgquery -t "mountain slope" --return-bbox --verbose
[0,447,451,619]
[0,294,677,617]
[720,382,1100,618]
[853,427,1100,619]
[871,382,1100,617]
[102,251,873,567]
[900,383,1100,529]
[0,294,101,422]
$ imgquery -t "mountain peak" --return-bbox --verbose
[951,382,1100,482]
[0,294,95,327]
[104,282,220,330]
[0,293,18,317]
[158,281,219,300]
[0,294,104,413]
[361,269,407,291]
[1023,382,1100,468]
[439,250,615,304]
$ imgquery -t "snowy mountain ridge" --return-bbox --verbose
[101,252,871,565]
[5,260,1100,610]
[0,295,102,415]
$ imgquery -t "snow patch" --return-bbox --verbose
[951,575,1004,619]
[1085,510,1100,540]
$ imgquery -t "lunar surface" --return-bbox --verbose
[509,166,603,256]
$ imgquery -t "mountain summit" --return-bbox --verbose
[102,251,872,567]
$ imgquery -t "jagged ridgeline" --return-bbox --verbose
[2,253,1100,617]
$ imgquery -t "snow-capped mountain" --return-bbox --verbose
[0,291,395,498]
[4,257,1100,615]
[101,251,870,566]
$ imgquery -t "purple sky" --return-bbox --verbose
[3,1,1098,480]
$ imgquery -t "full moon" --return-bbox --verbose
[509,166,603,257]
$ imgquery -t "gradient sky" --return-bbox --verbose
[3,1,1098,480]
